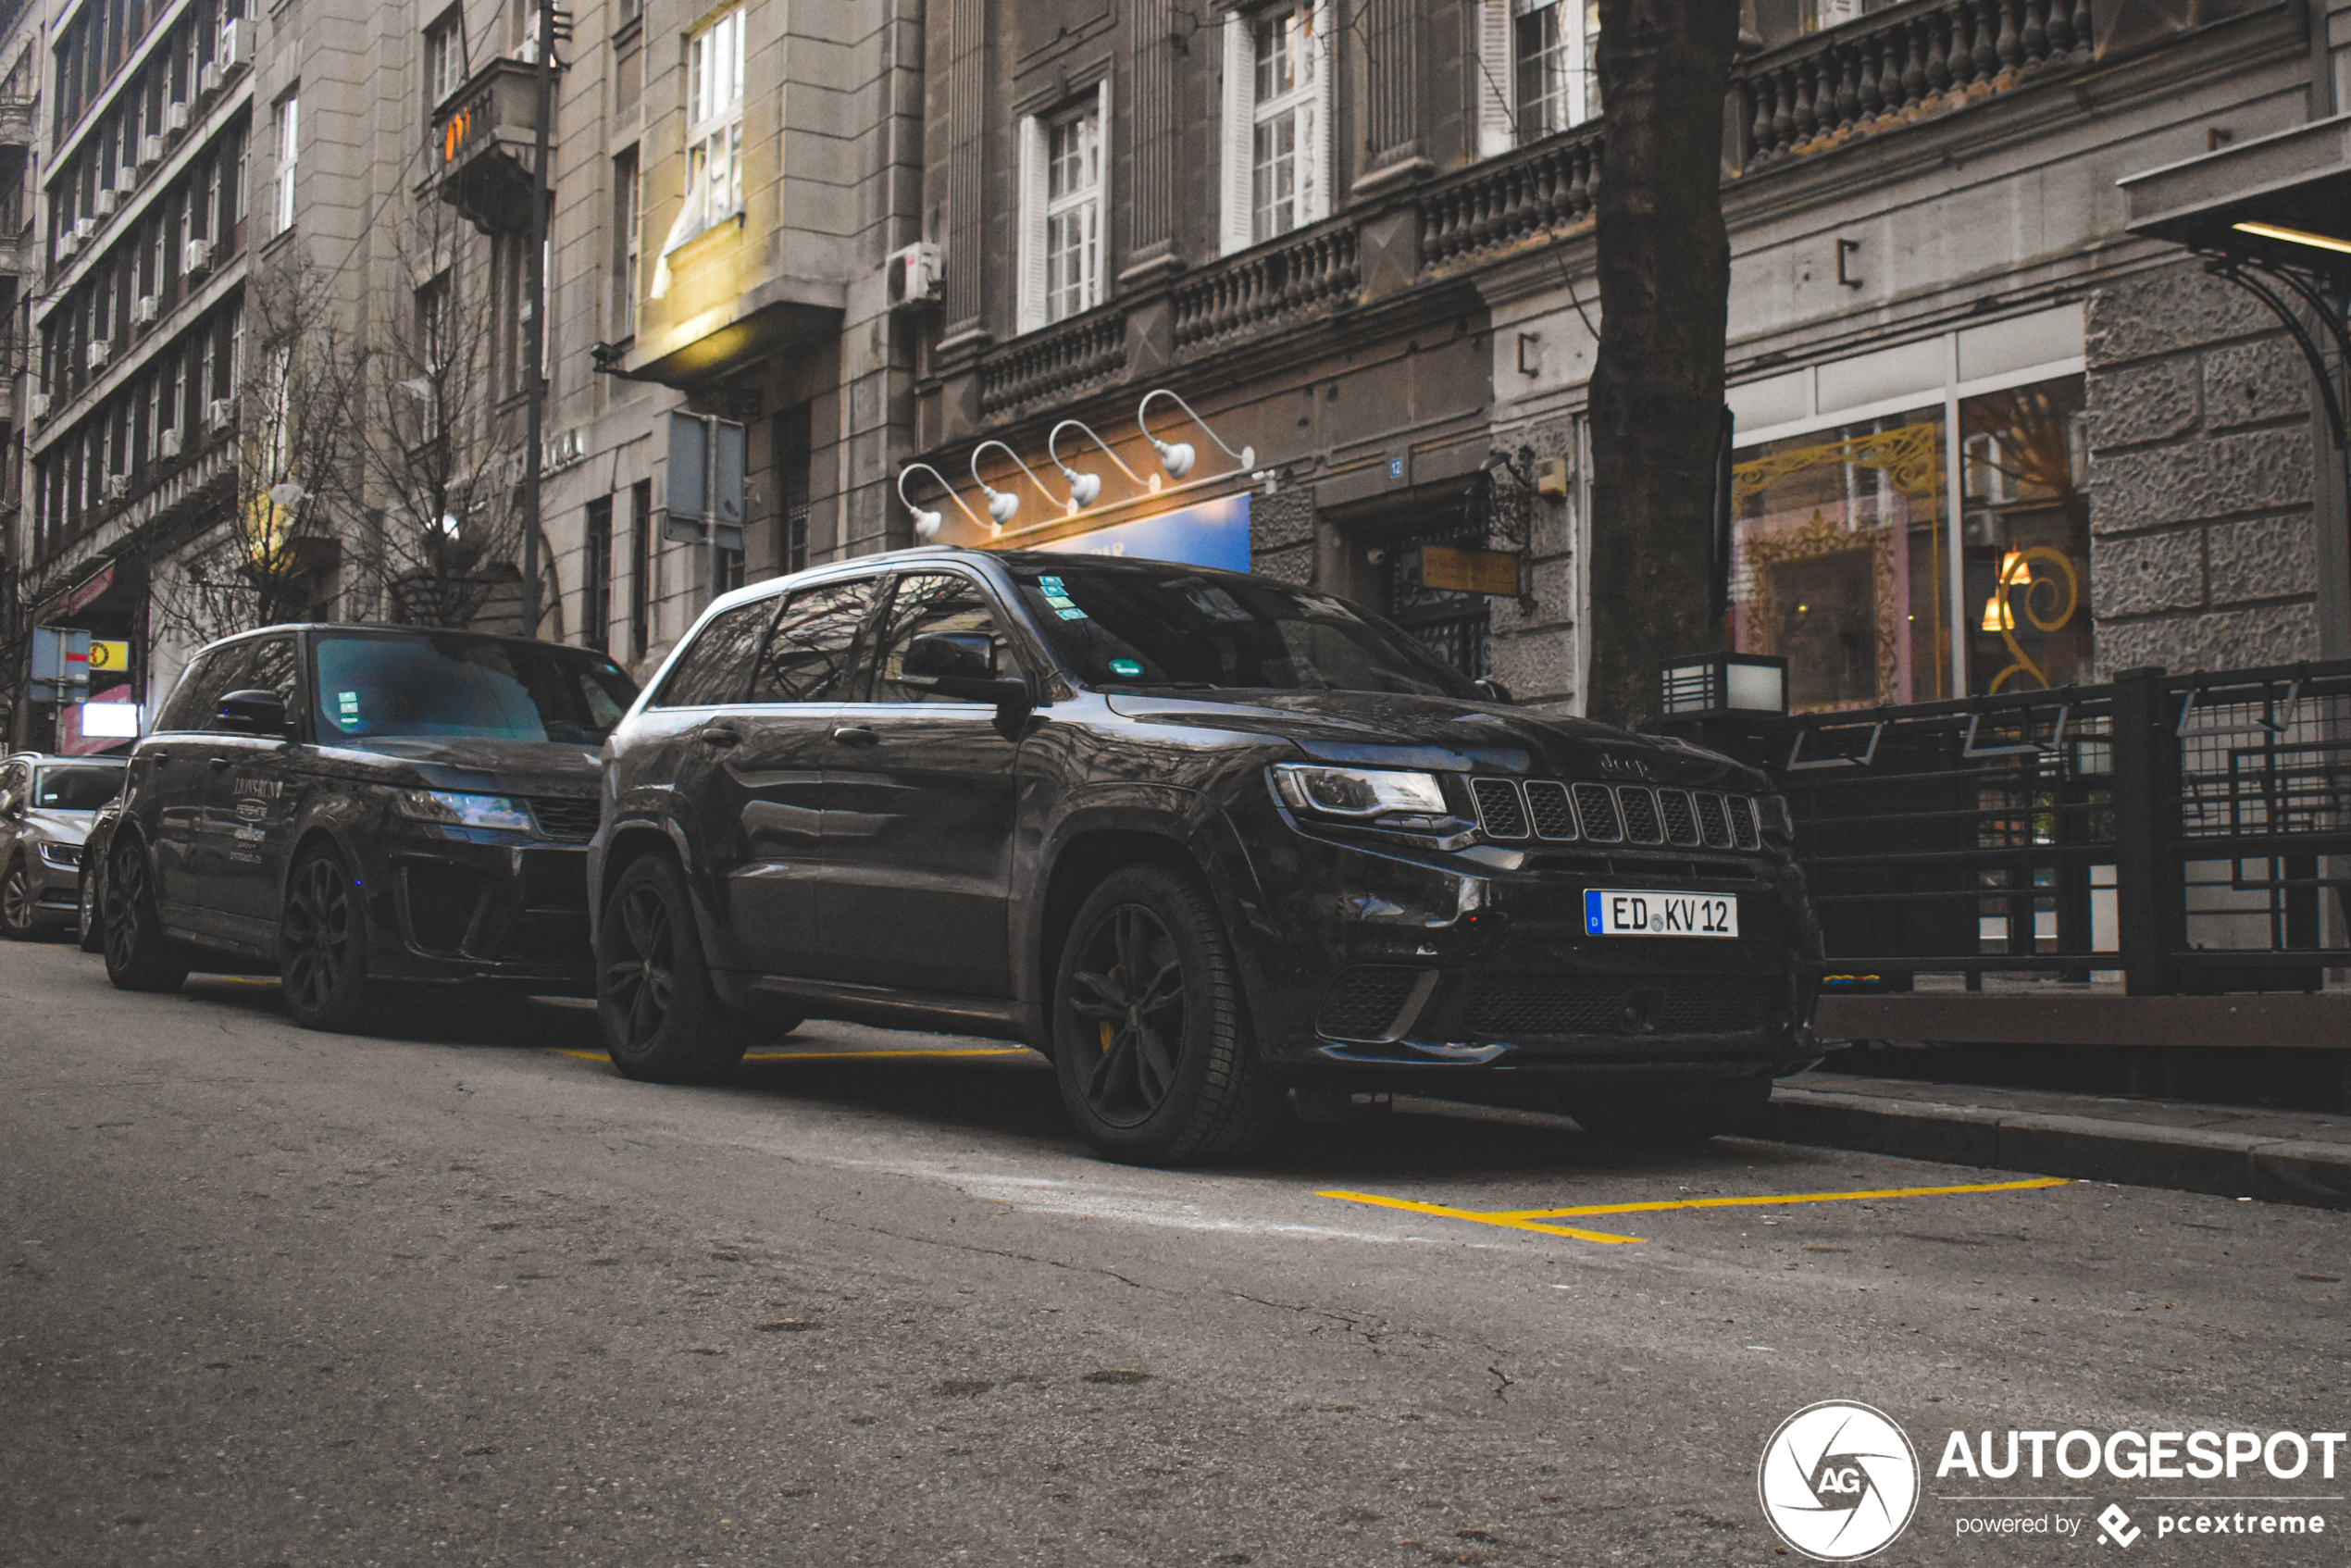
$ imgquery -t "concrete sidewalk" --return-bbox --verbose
[1761,1069,2351,1211]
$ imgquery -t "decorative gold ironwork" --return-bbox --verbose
[1984,544,2081,693]
[1730,421,1943,503]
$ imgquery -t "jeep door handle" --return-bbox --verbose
[697,724,741,749]
[206,755,233,771]
[830,726,879,748]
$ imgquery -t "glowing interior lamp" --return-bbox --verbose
[1046,418,1146,512]
[1138,389,1251,486]
[970,441,1057,528]
[78,703,142,739]
[1980,550,2024,632]
[895,462,986,542]
[2230,220,2351,257]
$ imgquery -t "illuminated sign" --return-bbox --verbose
[1019,493,1252,573]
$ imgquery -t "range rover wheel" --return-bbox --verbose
[596,852,748,1083]
[1,855,37,940]
[280,844,386,1033]
[1051,864,1283,1167]
[78,866,106,953]
[1568,1074,1773,1147]
[102,839,188,992]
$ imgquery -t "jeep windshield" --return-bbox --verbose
[1009,563,1484,700]
[313,631,640,745]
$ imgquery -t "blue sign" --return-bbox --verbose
[1585,890,1606,936]
[1025,493,1252,573]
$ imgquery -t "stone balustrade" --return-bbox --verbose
[1736,0,2095,166]
[1418,125,1606,271]
[976,307,1127,417]
[1172,224,1361,351]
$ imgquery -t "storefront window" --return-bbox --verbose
[1729,372,2090,711]
[1959,378,2091,693]
[1730,408,1947,711]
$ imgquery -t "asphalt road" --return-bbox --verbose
[3,935,2346,1567]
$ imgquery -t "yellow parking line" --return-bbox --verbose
[1318,1176,2068,1246]
[1315,1190,1646,1245]
[550,1047,1032,1064]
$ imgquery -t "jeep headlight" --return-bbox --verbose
[1271,764,1451,824]
[393,790,537,833]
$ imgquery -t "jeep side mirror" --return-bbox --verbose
[217,689,291,736]
[1474,678,1513,705]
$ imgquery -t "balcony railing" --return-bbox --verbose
[977,306,1126,418]
[1172,222,1360,351]
[1420,123,1605,272]
[0,95,31,149]
[429,58,541,235]
[1735,0,2095,167]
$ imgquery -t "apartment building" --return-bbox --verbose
[0,0,40,744]
[902,0,2348,717]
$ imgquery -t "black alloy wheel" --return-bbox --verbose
[279,844,381,1032]
[1,856,36,940]
[595,852,747,1083]
[1051,864,1283,1166]
[102,840,188,992]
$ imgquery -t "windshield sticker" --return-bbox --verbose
[338,691,360,720]
[1108,658,1144,678]
[1035,575,1088,620]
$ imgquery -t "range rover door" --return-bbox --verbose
[817,569,1022,998]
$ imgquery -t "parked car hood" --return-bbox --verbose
[309,736,605,796]
[19,808,101,844]
[1101,690,1766,790]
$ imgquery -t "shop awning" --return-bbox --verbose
[2121,115,2351,271]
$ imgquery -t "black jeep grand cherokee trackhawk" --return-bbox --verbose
[591,548,1821,1164]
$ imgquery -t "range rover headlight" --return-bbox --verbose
[1271,764,1451,823]
[393,790,536,833]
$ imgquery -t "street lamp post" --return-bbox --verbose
[517,0,557,638]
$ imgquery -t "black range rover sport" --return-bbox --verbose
[101,624,638,1027]
[591,548,1822,1164]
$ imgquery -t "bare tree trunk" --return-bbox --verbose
[1586,0,1741,728]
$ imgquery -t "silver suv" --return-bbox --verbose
[1,753,128,939]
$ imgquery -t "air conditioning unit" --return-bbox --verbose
[94,188,118,218]
[139,132,164,167]
[85,339,110,371]
[198,61,223,98]
[156,427,182,458]
[133,294,160,325]
[217,19,244,72]
[117,168,138,195]
[883,242,944,311]
[56,229,78,260]
[72,217,94,243]
[28,392,49,422]
[182,238,212,273]
[166,100,191,133]
[207,396,236,430]
[103,473,130,501]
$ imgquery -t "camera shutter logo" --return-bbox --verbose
[1757,1400,1921,1561]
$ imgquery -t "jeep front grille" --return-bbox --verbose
[1466,778,1763,852]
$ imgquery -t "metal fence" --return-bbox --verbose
[1668,661,2351,995]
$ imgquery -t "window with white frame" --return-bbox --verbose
[1476,0,1598,153]
[1015,87,1105,334]
[272,90,297,235]
[424,9,466,107]
[1218,4,1329,255]
[651,6,743,296]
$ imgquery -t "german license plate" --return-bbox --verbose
[1584,889,1739,939]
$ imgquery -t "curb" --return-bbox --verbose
[1755,1088,2351,1212]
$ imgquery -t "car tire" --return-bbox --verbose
[77,867,106,953]
[102,839,189,992]
[1,854,38,940]
[279,843,386,1033]
[595,852,749,1083]
[1567,1074,1773,1147]
[1051,863,1284,1167]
